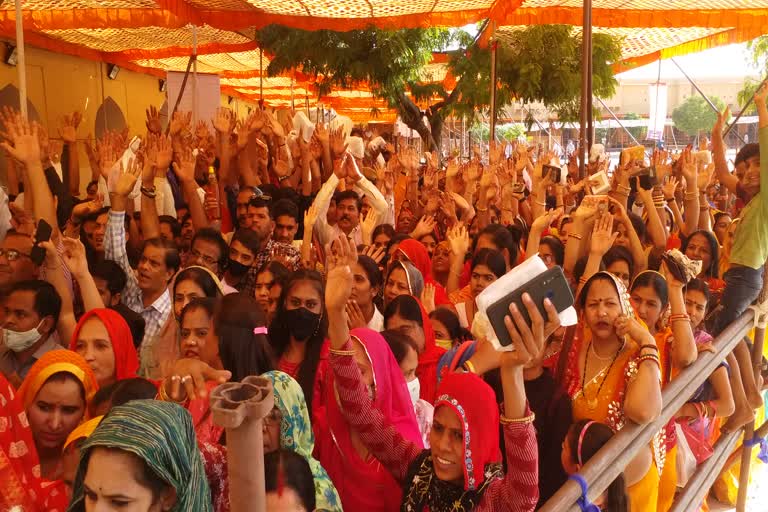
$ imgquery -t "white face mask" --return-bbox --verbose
[407,377,420,405]
[2,320,44,353]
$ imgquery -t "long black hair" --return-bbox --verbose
[214,293,275,383]
[264,449,316,511]
[681,230,720,279]
[269,269,328,416]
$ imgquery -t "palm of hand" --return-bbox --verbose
[14,134,40,163]
[325,266,353,311]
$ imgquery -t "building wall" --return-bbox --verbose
[0,44,255,194]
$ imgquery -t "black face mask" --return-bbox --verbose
[284,307,321,340]
[228,259,250,277]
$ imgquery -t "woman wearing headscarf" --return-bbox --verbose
[17,350,99,479]
[383,259,424,308]
[397,239,452,306]
[384,294,446,403]
[71,308,139,388]
[263,370,342,511]
[67,399,212,512]
[0,372,69,512]
[324,235,542,511]
[557,271,663,512]
[315,327,423,512]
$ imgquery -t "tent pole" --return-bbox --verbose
[191,25,198,125]
[578,0,592,178]
[489,23,498,145]
[15,0,27,119]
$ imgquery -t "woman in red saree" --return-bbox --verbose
[384,294,446,403]
[315,327,422,511]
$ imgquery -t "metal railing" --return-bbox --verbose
[540,310,761,511]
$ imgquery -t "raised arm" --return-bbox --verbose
[663,263,697,369]
[40,240,76,344]
[62,236,105,312]
[59,112,82,197]
[310,164,343,246]
[619,317,663,424]
[325,235,422,482]
[711,108,739,195]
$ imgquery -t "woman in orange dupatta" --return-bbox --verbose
[560,271,663,512]
[16,350,99,481]
[0,372,69,512]
[629,269,697,512]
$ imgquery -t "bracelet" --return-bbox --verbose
[684,193,697,201]
[617,184,631,193]
[278,174,291,182]
[462,360,476,374]
[638,354,661,369]
[578,276,588,285]
[500,412,536,425]
[140,186,157,199]
[535,200,547,207]
[669,313,690,322]
[157,378,188,404]
[329,347,356,356]
[640,344,659,352]
[476,206,488,212]
[653,200,665,209]
[568,233,583,240]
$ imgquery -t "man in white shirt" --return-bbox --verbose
[311,154,388,246]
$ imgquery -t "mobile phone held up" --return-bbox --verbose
[542,164,562,183]
[30,219,53,266]
[632,166,658,190]
[485,266,574,348]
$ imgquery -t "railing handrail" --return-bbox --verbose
[539,310,755,511]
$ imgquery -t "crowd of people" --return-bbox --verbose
[0,82,766,512]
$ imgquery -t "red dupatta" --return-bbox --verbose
[318,328,422,512]
[71,308,139,382]
[413,297,446,403]
[398,239,452,306]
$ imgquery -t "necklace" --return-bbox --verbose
[582,338,625,410]
[589,340,615,362]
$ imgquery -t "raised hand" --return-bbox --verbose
[98,139,120,180]
[362,244,386,265]
[325,234,357,313]
[145,106,162,135]
[346,300,368,330]
[165,358,232,401]
[61,236,90,279]
[410,215,436,239]
[329,126,347,158]
[589,212,618,256]
[154,134,173,174]
[531,208,561,233]
[59,112,82,143]
[194,120,210,143]
[213,108,234,135]
[170,111,192,136]
[447,223,470,259]
[501,293,559,369]
[0,113,41,165]
[304,202,319,229]
[115,157,142,197]
[662,176,679,201]
[398,145,419,172]
[421,283,436,314]
[172,145,197,184]
[314,122,329,144]
[360,207,378,246]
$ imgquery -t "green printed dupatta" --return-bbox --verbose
[264,370,342,512]
[68,400,212,512]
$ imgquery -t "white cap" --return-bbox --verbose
[346,136,365,160]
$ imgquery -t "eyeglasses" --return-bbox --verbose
[190,249,218,267]
[0,249,31,262]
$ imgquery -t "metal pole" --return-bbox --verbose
[489,24,498,144]
[578,0,592,178]
[736,318,767,511]
[594,96,651,160]
[671,58,748,146]
[191,25,198,125]
[259,49,264,104]
[586,13,594,154]
[14,0,27,119]
[724,74,768,138]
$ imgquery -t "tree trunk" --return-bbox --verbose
[394,91,440,152]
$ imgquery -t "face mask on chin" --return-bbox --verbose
[2,320,45,353]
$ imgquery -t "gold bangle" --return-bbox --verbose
[535,200,546,207]
[568,233,583,240]
[463,360,476,374]
[476,206,488,212]
[329,348,356,356]
[500,412,536,425]
[157,379,188,404]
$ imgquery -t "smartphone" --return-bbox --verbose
[486,266,574,348]
[542,164,562,183]
[30,219,53,266]
[513,182,526,194]
[637,166,657,189]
